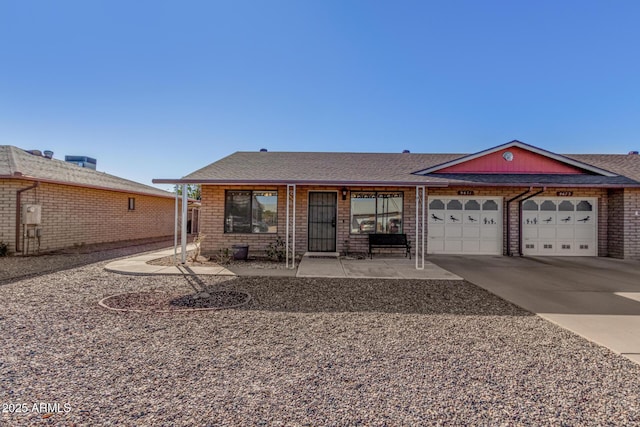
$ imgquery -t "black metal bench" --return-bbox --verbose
[368,233,411,259]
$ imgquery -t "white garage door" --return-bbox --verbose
[522,197,597,256]
[427,197,503,255]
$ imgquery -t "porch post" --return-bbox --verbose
[174,190,179,263]
[181,184,188,264]
[286,184,297,269]
[415,186,425,270]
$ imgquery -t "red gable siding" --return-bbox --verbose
[437,146,586,174]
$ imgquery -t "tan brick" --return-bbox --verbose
[1,179,176,254]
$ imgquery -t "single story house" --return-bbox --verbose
[154,140,640,266]
[1,145,179,255]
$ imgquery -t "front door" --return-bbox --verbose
[308,192,337,252]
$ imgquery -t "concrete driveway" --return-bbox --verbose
[428,255,640,364]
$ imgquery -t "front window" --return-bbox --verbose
[351,192,403,234]
[224,190,278,233]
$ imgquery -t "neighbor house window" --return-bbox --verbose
[128,197,135,211]
[224,191,278,233]
[350,192,403,234]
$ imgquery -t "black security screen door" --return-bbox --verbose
[308,192,337,252]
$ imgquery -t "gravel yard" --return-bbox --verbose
[0,238,173,285]
[2,246,640,425]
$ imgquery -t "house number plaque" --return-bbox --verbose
[557,191,573,197]
[458,190,475,195]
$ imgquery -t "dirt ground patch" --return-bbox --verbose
[146,249,288,270]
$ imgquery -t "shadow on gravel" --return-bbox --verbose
[0,237,174,286]
[220,276,534,316]
[170,290,251,309]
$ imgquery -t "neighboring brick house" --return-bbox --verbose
[154,140,640,263]
[1,145,177,255]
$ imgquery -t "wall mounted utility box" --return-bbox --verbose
[22,204,42,224]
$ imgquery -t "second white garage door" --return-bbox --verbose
[427,197,503,255]
[522,197,597,256]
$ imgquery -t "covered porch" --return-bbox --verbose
[162,182,436,271]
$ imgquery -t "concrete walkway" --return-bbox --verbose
[428,254,640,365]
[104,245,235,276]
[105,246,461,280]
[296,254,462,280]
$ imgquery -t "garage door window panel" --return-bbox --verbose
[483,200,499,210]
[481,200,499,225]
[558,201,574,224]
[465,200,480,210]
[429,200,445,224]
[577,201,593,211]
[558,201,574,211]
[464,200,481,224]
[576,201,593,224]
[446,200,462,224]
[522,200,539,229]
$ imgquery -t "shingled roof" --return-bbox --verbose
[1,145,174,198]
[566,154,640,183]
[156,149,640,188]
[178,152,459,185]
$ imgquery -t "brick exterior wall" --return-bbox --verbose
[200,185,417,258]
[607,189,625,258]
[605,188,640,259]
[1,179,175,254]
[616,188,640,260]
[199,184,630,259]
[627,189,640,259]
[0,180,21,251]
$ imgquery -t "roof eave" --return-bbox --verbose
[152,178,449,187]
[443,182,640,188]
[2,175,175,199]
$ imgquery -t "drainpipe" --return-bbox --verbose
[505,187,532,256]
[518,187,546,256]
[15,182,40,253]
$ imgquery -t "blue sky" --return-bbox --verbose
[1,1,639,190]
